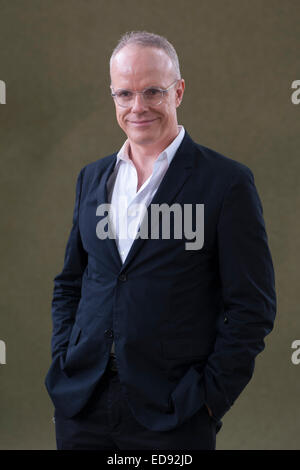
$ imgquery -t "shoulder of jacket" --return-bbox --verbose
[81,153,117,175]
[194,142,254,182]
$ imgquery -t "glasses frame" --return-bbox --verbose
[110,79,179,108]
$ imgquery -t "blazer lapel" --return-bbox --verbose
[96,154,123,270]
[120,132,198,273]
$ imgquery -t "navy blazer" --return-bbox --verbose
[45,131,276,432]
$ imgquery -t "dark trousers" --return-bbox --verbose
[54,361,217,450]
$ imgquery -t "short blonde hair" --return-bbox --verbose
[110,31,181,80]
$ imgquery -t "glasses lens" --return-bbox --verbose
[113,88,163,107]
[143,88,163,105]
[115,90,133,106]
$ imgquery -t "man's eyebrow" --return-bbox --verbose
[115,85,164,91]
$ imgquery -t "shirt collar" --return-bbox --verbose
[115,125,185,168]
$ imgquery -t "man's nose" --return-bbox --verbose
[131,92,147,112]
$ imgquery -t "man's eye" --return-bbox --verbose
[117,90,132,98]
[144,88,160,97]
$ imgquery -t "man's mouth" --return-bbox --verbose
[128,118,158,126]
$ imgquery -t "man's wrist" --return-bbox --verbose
[206,403,213,417]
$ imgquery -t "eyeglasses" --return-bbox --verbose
[110,80,179,107]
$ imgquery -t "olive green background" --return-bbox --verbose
[0,0,299,450]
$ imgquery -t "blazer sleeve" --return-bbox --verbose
[50,167,88,360]
[204,166,276,422]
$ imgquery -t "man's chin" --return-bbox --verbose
[128,130,160,146]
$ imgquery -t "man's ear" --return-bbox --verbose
[175,79,185,107]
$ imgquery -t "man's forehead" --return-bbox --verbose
[111,46,173,75]
[113,44,170,62]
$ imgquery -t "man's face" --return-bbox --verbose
[110,45,185,150]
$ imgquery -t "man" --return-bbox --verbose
[45,31,276,450]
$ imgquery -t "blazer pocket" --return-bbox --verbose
[161,338,210,359]
[68,323,82,347]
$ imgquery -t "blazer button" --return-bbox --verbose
[104,329,114,338]
[224,317,228,324]
[118,273,127,282]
